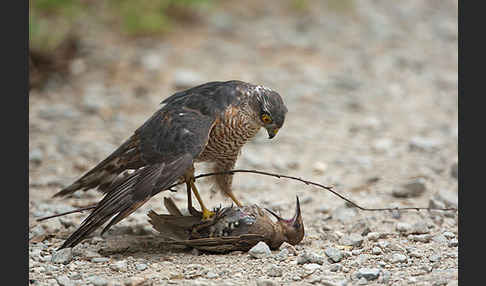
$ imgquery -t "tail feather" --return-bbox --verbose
[58,154,193,249]
[53,135,142,198]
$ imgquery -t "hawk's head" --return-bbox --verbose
[250,85,288,139]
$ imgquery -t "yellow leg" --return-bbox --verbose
[225,191,243,207]
[190,180,215,220]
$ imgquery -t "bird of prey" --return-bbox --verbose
[147,196,304,253]
[53,80,288,249]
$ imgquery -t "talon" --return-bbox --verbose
[201,208,215,220]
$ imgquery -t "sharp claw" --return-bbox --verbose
[201,209,215,220]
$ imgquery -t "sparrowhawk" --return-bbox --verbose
[54,80,288,249]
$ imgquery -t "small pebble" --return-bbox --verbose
[443,231,455,239]
[265,264,283,277]
[51,248,73,264]
[324,247,343,263]
[378,241,390,249]
[29,225,46,239]
[123,277,147,286]
[408,249,423,258]
[29,148,44,164]
[448,238,459,247]
[303,263,321,274]
[429,254,441,263]
[70,272,82,280]
[356,268,381,281]
[432,234,448,244]
[110,260,127,272]
[357,277,368,285]
[329,263,342,272]
[56,275,74,286]
[372,247,382,255]
[249,241,272,259]
[91,257,109,263]
[206,272,218,279]
[380,270,391,283]
[87,276,108,286]
[396,222,412,233]
[274,248,289,261]
[256,280,277,286]
[366,232,380,241]
[296,251,325,265]
[392,178,427,198]
[408,234,432,243]
[279,242,297,256]
[357,254,369,265]
[410,221,430,234]
[339,233,363,247]
[135,263,148,271]
[391,253,407,263]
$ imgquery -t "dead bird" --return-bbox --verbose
[147,196,304,253]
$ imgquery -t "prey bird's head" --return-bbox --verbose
[265,196,304,245]
[249,85,288,139]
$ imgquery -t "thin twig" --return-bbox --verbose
[186,169,458,212]
[37,168,457,221]
[36,204,97,222]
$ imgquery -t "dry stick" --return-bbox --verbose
[187,169,458,212]
[37,168,457,221]
[36,204,98,222]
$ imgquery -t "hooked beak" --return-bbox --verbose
[265,196,302,227]
[266,127,280,139]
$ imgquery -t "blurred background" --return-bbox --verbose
[29,0,458,251]
[29,0,458,283]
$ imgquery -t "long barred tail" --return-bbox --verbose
[53,134,143,198]
[58,154,193,249]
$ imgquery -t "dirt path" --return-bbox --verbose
[29,1,458,285]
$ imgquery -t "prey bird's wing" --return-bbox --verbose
[162,235,265,253]
[58,103,218,249]
[163,197,183,216]
[147,209,201,241]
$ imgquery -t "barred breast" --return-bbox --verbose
[196,105,260,165]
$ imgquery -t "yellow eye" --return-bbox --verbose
[261,114,272,124]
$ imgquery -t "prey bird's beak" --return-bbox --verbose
[266,127,279,139]
[291,196,302,227]
[265,196,302,226]
[265,196,304,245]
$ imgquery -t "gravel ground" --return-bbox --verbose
[29,1,458,285]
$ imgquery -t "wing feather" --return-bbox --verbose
[55,81,249,249]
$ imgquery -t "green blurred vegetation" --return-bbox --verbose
[29,0,86,53]
[108,0,212,35]
[291,0,355,13]
[29,0,212,53]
